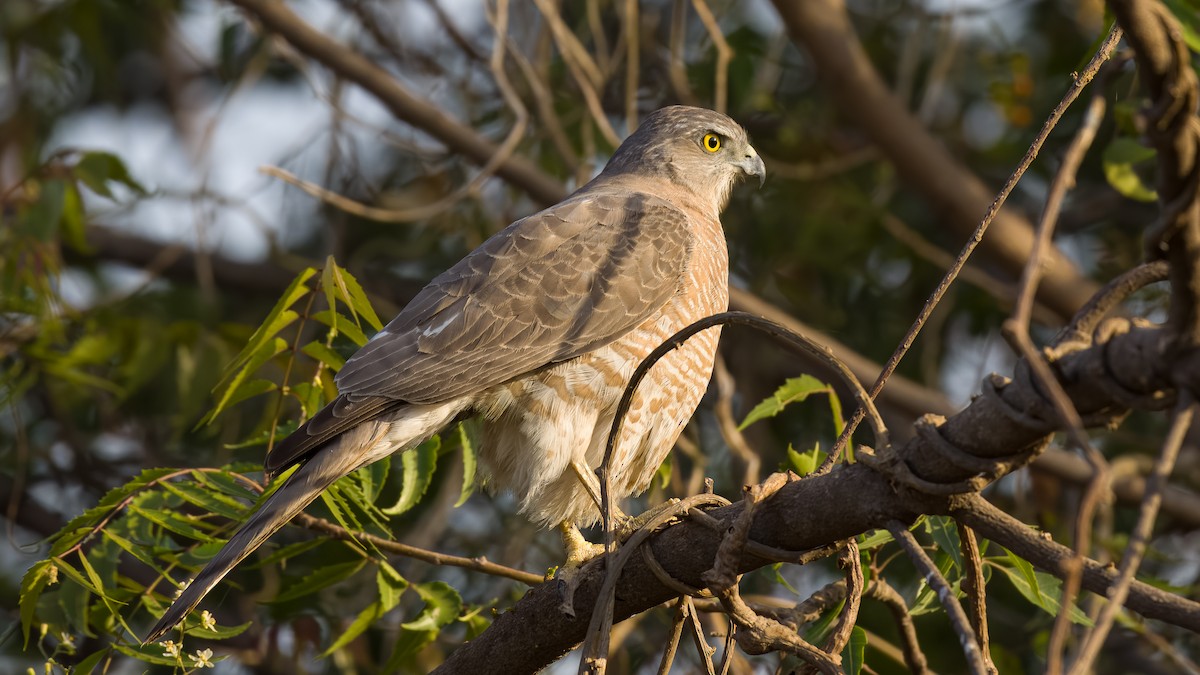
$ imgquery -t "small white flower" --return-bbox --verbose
[46,565,58,586]
[190,648,214,668]
[200,610,216,632]
[160,640,181,659]
[173,580,191,600]
[58,632,75,651]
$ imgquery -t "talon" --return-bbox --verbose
[556,521,607,616]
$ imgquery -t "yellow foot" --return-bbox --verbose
[556,521,607,617]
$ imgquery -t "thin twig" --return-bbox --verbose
[958,525,996,675]
[999,82,1108,675]
[714,357,761,487]
[865,578,931,674]
[690,0,732,113]
[826,24,1123,466]
[623,0,639,130]
[657,597,690,675]
[1068,397,1196,674]
[294,513,542,585]
[887,521,987,675]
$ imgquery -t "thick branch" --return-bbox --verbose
[436,323,1198,674]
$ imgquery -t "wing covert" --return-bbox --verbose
[333,190,695,403]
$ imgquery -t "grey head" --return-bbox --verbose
[599,105,765,212]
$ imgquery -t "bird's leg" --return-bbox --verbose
[569,460,632,528]
[555,520,605,617]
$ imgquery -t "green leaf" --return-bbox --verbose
[60,183,89,252]
[383,628,438,670]
[312,310,370,346]
[160,480,248,521]
[323,600,384,656]
[302,340,345,372]
[1103,137,1158,202]
[247,538,327,569]
[184,619,252,639]
[204,336,289,425]
[786,444,826,477]
[112,642,181,666]
[383,437,440,516]
[992,551,1093,626]
[271,559,367,603]
[857,528,894,550]
[402,581,462,631]
[128,504,218,542]
[925,516,962,571]
[73,648,109,674]
[321,260,342,337]
[453,423,478,507]
[216,266,316,383]
[334,262,383,331]
[842,626,867,675]
[74,151,147,197]
[377,561,409,611]
[739,375,833,430]
[49,468,178,555]
[19,560,56,645]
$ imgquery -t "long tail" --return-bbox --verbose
[143,433,367,643]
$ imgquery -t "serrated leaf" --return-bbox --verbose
[1103,137,1158,202]
[204,337,289,425]
[312,310,370,346]
[215,266,316,386]
[271,559,366,603]
[383,628,438,670]
[377,561,408,611]
[383,437,439,516]
[323,600,384,656]
[739,375,833,430]
[128,505,218,542]
[72,649,109,674]
[454,423,477,507]
[302,340,345,372]
[160,481,248,521]
[402,581,461,631]
[333,262,383,330]
[19,560,55,645]
[321,260,341,337]
[247,538,326,570]
[112,642,182,666]
[49,468,178,554]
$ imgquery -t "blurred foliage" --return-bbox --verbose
[2,0,1199,673]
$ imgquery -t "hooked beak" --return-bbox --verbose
[739,149,766,188]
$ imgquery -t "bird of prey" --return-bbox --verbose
[146,105,764,642]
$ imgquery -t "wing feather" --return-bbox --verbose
[333,189,695,403]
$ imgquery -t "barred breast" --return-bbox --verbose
[474,213,728,527]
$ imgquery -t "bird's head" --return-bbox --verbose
[600,105,765,214]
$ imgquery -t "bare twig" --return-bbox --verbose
[887,521,987,674]
[958,525,997,675]
[714,357,761,487]
[865,578,931,674]
[657,597,690,675]
[826,23,1122,469]
[997,84,1109,675]
[1068,397,1196,673]
[295,513,542,585]
[690,0,732,113]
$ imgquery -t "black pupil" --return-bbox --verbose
[707,135,718,149]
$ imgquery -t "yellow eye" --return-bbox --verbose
[702,133,721,153]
